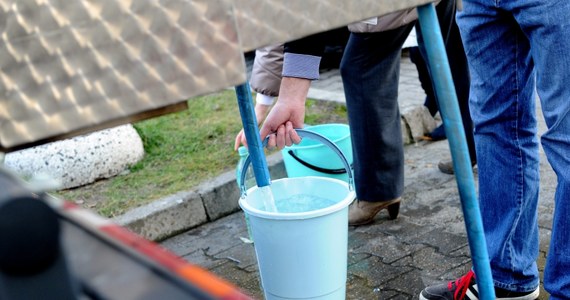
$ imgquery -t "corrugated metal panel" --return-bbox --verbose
[0,0,434,151]
[234,0,434,52]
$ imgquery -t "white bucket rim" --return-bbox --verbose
[239,176,356,220]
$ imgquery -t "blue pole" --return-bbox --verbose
[235,82,271,187]
[417,3,494,299]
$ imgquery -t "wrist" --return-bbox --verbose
[278,77,311,106]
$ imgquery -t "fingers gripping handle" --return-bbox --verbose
[239,129,354,196]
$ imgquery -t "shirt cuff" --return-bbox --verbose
[255,93,275,105]
[282,53,321,80]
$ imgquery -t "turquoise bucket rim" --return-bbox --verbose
[238,176,356,220]
[285,123,350,151]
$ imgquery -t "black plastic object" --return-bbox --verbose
[0,170,79,300]
[287,150,352,174]
[0,196,60,276]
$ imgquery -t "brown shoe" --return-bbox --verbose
[437,159,476,175]
[348,198,401,226]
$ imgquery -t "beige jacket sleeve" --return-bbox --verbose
[249,44,284,97]
[348,9,417,33]
[348,1,440,33]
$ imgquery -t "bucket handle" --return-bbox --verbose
[239,129,354,196]
[286,150,352,175]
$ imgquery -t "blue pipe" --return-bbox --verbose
[417,3,494,299]
[235,83,271,187]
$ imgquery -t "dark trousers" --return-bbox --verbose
[339,24,415,202]
[416,0,477,163]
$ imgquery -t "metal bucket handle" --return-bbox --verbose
[239,128,354,196]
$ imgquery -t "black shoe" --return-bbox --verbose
[426,124,447,141]
[437,159,477,175]
[419,270,540,300]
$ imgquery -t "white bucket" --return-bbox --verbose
[238,129,355,299]
[239,177,355,299]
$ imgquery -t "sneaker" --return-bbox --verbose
[419,270,540,300]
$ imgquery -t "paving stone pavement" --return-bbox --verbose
[158,54,556,299]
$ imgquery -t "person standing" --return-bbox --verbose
[412,0,477,175]
[420,0,570,299]
[260,8,419,225]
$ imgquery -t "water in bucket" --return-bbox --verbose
[236,146,277,213]
[275,194,336,213]
[251,192,338,213]
[236,147,277,243]
[258,186,277,213]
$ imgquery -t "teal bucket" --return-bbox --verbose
[239,129,356,300]
[282,124,353,183]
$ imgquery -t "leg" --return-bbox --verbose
[513,1,570,298]
[409,45,438,116]
[410,44,448,143]
[339,24,414,211]
[457,0,540,292]
[417,0,476,163]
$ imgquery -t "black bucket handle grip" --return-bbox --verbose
[286,149,352,175]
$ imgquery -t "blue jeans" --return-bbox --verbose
[457,1,570,298]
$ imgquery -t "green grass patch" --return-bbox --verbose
[55,90,347,218]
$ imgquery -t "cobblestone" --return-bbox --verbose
[157,55,554,299]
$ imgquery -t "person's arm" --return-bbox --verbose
[259,34,326,149]
[249,45,284,98]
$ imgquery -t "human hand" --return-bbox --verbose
[259,77,310,149]
[234,103,273,150]
[233,129,247,151]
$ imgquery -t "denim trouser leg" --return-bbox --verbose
[517,1,570,298]
[457,0,540,293]
[458,0,570,297]
[339,24,414,201]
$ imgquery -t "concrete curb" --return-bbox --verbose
[113,151,287,241]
